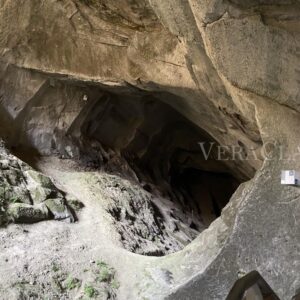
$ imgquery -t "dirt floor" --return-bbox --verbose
[0,157,156,299]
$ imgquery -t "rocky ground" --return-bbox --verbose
[0,0,299,299]
[0,151,138,300]
[0,144,204,299]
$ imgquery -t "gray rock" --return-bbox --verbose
[44,198,74,222]
[0,142,79,226]
[8,203,49,223]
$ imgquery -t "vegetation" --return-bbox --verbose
[9,196,21,204]
[96,261,114,282]
[84,284,97,298]
[65,276,81,290]
[51,264,60,273]
[110,279,120,289]
[98,268,111,282]
[95,260,120,296]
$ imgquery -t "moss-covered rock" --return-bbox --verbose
[26,170,56,190]
[66,198,85,211]
[7,203,49,223]
[0,140,80,226]
[25,170,63,203]
[44,198,74,222]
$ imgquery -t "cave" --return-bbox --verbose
[71,89,244,250]
[1,75,250,256]
[0,0,299,298]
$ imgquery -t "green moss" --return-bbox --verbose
[111,279,120,289]
[65,276,81,290]
[45,198,66,214]
[96,260,119,289]
[84,284,97,298]
[7,203,49,223]
[96,261,112,282]
[9,196,21,204]
[26,170,55,189]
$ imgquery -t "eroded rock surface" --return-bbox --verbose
[102,174,198,256]
[0,0,299,299]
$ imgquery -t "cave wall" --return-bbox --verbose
[0,0,264,178]
[0,0,299,299]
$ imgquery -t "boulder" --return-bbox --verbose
[44,198,74,222]
[8,203,49,223]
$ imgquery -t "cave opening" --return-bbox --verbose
[77,89,245,253]
[2,77,250,255]
[1,76,253,256]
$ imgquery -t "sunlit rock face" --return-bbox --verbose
[0,0,299,299]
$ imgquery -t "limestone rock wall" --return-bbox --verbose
[0,0,299,299]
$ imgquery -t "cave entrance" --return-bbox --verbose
[78,89,250,254]
[1,73,259,256]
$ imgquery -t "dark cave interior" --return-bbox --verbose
[80,90,243,231]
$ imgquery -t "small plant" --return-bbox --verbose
[95,260,120,289]
[65,276,81,290]
[84,284,97,298]
[98,268,111,282]
[111,279,120,289]
[96,261,113,282]
[96,261,107,268]
[9,196,21,204]
[52,264,60,272]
